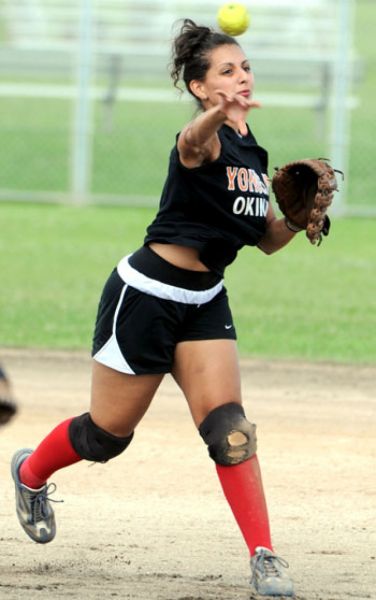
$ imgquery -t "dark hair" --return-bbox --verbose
[170,19,238,97]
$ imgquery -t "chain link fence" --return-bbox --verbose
[0,0,373,215]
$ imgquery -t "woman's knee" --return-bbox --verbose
[69,413,134,462]
[198,402,257,465]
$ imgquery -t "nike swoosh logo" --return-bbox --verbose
[224,324,233,329]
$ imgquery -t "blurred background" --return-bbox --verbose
[0,0,373,213]
[0,0,375,362]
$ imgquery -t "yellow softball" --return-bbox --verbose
[217,3,250,37]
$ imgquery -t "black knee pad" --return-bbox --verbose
[69,412,134,462]
[199,402,257,466]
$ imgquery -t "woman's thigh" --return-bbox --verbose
[172,339,242,428]
[90,361,164,437]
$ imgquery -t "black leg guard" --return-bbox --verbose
[199,402,257,466]
[69,412,134,462]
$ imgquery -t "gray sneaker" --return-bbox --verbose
[250,546,294,596]
[11,448,58,543]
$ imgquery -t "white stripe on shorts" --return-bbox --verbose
[93,284,136,374]
[117,254,223,304]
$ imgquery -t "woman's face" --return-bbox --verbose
[190,43,254,107]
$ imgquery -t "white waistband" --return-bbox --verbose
[117,255,224,305]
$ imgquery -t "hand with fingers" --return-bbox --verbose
[216,89,260,135]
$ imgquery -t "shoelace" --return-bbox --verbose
[252,551,289,582]
[30,483,63,521]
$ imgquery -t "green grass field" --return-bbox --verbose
[1,202,375,363]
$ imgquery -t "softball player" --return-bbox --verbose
[11,20,298,596]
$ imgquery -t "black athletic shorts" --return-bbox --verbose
[92,246,237,375]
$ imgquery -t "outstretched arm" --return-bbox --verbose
[177,91,260,168]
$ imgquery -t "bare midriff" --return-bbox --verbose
[148,242,210,272]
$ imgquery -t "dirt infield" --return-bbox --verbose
[0,349,374,600]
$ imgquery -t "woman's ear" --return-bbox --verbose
[189,80,208,101]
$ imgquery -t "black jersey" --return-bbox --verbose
[144,124,269,275]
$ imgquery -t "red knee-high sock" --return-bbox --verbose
[216,454,273,556]
[19,418,82,489]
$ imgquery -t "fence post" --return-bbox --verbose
[71,0,95,204]
[330,0,355,215]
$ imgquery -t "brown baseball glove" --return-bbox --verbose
[271,158,340,245]
[0,398,17,426]
[0,368,17,426]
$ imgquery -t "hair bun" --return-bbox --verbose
[173,19,211,62]
[170,17,237,97]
